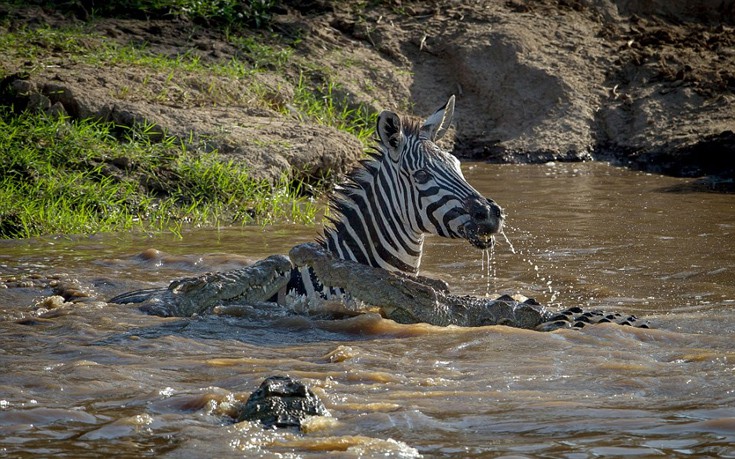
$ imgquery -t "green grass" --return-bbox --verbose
[0,17,377,139]
[0,110,319,239]
[6,0,279,29]
[225,34,294,71]
[0,26,267,80]
[0,3,381,239]
[289,73,378,146]
[0,25,379,135]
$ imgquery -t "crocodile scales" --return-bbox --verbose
[110,242,648,331]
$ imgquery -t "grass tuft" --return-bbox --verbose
[4,0,279,29]
[289,73,378,146]
[0,109,319,239]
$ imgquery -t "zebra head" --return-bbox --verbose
[323,95,504,274]
[377,95,505,249]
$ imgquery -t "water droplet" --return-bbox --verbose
[480,246,495,297]
[500,230,516,254]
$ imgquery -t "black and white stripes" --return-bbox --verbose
[319,95,505,274]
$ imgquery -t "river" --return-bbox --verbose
[1,162,734,458]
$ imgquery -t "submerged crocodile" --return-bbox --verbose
[109,254,292,317]
[110,242,647,331]
[110,97,647,331]
[237,375,330,429]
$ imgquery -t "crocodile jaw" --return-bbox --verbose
[163,254,292,316]
[229,255,292,304]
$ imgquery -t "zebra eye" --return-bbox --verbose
[413,169,431,184]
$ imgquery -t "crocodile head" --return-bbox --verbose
[160,254,292,316]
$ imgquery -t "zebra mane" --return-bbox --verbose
[318,115,421,247]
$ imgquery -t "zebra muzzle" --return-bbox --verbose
[461,222,496,250]
[461,198,504,250]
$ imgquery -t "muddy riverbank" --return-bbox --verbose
[1,0,734,184]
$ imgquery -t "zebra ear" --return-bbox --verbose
[377,110,404,161]
[420,95,455,141]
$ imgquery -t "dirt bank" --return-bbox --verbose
[2,0,734,182]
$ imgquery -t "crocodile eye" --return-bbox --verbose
[413,169,431,184]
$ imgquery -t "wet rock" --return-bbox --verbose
[236,376,330,429]
[605,130,735,179]
[52,279,97,303]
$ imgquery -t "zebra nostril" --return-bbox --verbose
[468,198,494,222]
[491,203,504,220]
[485,199,504,219]
[472,208,489,221]
[465,197,505,238]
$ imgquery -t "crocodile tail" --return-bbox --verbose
[537,306,650,332]
[108,288,168,304]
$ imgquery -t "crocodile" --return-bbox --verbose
[289,242,648,330]
[110,242,648,331]
[109,254,292,317]
[236,375,330,429]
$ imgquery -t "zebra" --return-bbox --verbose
[110,96,505,314]
[284,95,504,302]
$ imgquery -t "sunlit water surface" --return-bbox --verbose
[1,163,734,458]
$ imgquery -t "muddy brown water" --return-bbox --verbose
[1,162,734,458]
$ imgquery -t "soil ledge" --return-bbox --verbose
[1,0,733,184]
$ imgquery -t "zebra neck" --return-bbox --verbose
[321,197,425,274]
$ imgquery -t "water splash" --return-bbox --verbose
[481,244,496,297]
[502,225,561,306]
[475,226,563,304]
[500,229,517,254]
